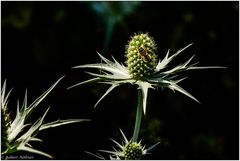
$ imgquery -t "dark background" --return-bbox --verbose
[1,1,239,160]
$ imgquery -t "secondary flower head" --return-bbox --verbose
[69,32,225,115]
[87,129,159,160]
[1,77,88,158]
[122,141,143,160]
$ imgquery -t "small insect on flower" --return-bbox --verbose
[138,46,151,63]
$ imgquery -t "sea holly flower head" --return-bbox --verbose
[122,141,143,160]
[126,33,158,80]
[69,32,225,115]
[1,77,89,158]
[87,129,159,160]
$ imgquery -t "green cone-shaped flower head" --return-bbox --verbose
[126,33,158,80]
[122,141,143,160]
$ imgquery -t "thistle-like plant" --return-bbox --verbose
[86,129,159,160]
[69,32,225,143]
[1,76,89,158]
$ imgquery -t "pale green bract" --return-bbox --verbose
[1,76,89,158]
[69,43,225,115]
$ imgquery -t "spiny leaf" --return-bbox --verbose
[40,119,90,131]
[17,146,53,159]
[67,77,101,89]
[168,81,200,103]
[94,83,119,108]
[137,81,154,115]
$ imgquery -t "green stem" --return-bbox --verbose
[132,89,143,142]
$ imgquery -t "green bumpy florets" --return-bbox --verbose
[1,108,11,152]
[126,32,158,80]
[122,141,143,160]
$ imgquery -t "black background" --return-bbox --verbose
[1,1,239,160]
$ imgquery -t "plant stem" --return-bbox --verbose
[132,89,143,142]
